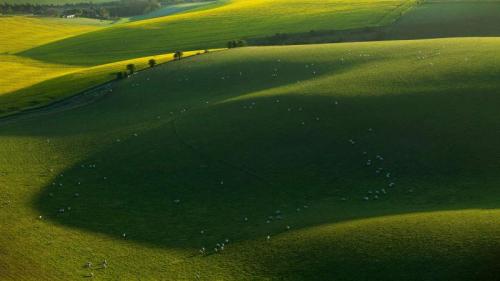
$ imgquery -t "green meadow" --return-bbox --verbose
[1,0,500,280]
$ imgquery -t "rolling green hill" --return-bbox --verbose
[1,38,500,280]
[3,0,500,280]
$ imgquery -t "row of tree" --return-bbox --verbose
[227,40,247,49]
[115,51,185,79]
[0,0,212,19]
[0,0,161,19]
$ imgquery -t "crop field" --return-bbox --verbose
[2,0,500,280]
[21,0,416,65]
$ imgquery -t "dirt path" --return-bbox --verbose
[0,81,114,126]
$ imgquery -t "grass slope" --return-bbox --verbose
[20,0,416,65]
[0,50,220,117]
[1,38,500,280]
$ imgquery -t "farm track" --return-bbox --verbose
[0,82,113,126]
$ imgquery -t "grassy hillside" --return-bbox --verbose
[0,50,220,117]
[21,0,416,65]
[1,38,500,280]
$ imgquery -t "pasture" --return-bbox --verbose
[1,38,500,280]
[2,0,500,279]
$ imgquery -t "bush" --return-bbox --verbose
[126,63,136,74]
[148,59,156,68]
[227,40,247,49]
[116,71,127,80]
[173,51,184,61]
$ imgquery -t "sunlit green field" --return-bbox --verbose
[1,38,500,280]
[21,0,416,65]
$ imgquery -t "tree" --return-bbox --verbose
[227,40,247,49]
[148,58,156,68]
[173,51,184,61]
[126,63,136,75]
[236,40,247,47]
[116,71,126,80]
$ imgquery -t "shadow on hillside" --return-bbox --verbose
[0,41,495,252]
[0,50,379,135]
[30,86,500,251]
